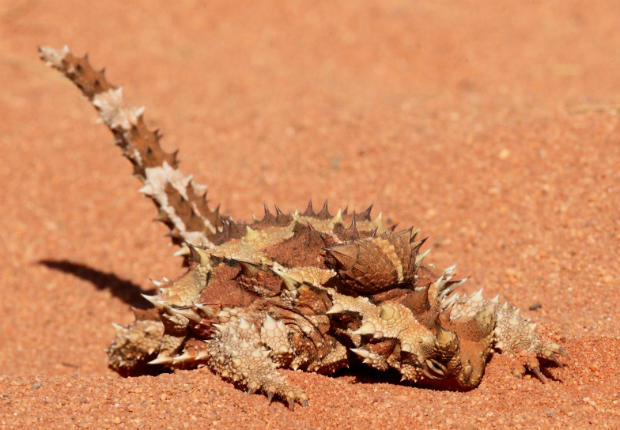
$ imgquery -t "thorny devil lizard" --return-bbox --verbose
[38,45,568,411]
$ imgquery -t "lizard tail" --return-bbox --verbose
[38,45,223,253]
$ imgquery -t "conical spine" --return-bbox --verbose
[38,45,223,249]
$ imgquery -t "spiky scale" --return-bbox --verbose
[303,199,315,216]
[344,215,360,239]
[39,45,569,410]
[317,200,330,219]
[360,204,373,221]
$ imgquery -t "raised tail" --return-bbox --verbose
[38,45,223,253]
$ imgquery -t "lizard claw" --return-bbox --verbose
[539,341,568,368]
[548,353,564,368]
[286,391,309,411]
[529,365,546,383]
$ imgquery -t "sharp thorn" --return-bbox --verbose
[326,303,344,314]
[352,322,375,336]
[272,268,302,290]
[142,294,165,310]
[317,200,330,219]
[331,207,343,224]
[303,199,315,216]
[245,226,261,241]
[415,248,432,266]
[172,246,191,257]
[186,242,209,263]
[170,307,202,323]
[350,348,370,358]
[361,204,373,220]
[444,265,457,275]
[148,355,173,365]
[471,289,484,302]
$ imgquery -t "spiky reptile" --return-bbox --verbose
[38,45,568,410]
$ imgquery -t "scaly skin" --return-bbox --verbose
[38,46,568,410]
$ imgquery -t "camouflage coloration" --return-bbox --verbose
[39,46,568,410]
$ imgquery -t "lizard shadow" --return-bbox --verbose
[39,259,156,309]
[39,259,173,377]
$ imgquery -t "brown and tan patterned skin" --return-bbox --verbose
[38,46,568,410]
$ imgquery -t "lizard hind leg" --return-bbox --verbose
[205,313,309,410]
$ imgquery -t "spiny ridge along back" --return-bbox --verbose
[38,45,569,411]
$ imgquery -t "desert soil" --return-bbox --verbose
[1,1,619,429]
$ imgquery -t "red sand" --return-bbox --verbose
[1,1,619,428]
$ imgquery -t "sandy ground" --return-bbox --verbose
[1,1,620,428]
